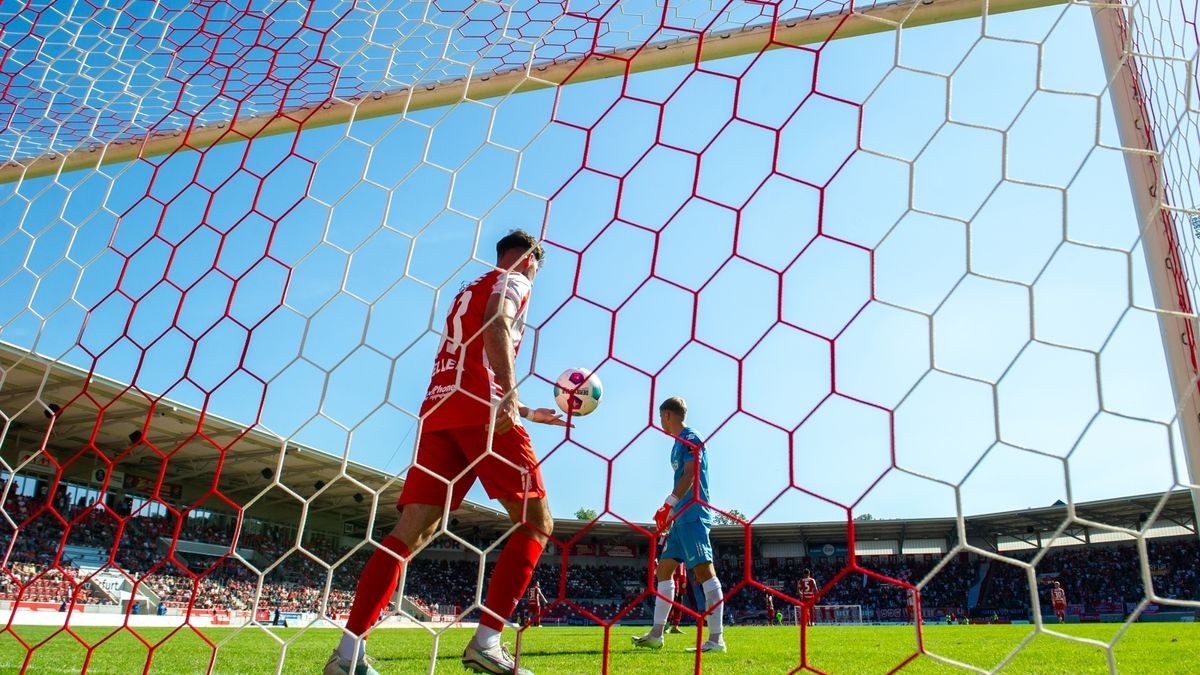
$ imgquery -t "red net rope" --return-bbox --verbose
[2,0,1199,673]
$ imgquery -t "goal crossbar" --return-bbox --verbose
[0,0,1068,185]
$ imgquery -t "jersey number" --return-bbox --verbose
[440,289,473,352]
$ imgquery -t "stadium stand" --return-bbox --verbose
[1,346,1197,626]
[4,477,1196,625]
[975,539,1199,619]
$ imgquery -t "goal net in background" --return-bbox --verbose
[791,604,863,625]
[817,605,862,626]
[1,0,1199,672]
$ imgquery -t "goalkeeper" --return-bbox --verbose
[632,396,726,654]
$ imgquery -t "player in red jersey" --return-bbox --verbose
[328,231,569,675]
[798,569,818,626]
[667,565,688,633]
[1050,580,1067,623]
[765,592,776,625]
[906,588,917,625]
[526,581,548,627]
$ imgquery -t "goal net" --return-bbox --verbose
[792,604,864,625]
[1,0,1199,673]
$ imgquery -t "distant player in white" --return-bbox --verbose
[1050,580,1067,623]
[632,397,726,653]
[524,581,547,627]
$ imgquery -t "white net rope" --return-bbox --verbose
[0,0,1197,672]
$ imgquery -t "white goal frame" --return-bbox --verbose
[0,0,1067,184]
[1091,1,1200,527]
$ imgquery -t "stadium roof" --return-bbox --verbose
[699,490,1197,550]
[0,341,504,534]
[2,342,1196,550]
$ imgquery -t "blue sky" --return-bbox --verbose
[0,0,1193,528]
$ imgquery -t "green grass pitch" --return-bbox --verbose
[0,623,1195,673]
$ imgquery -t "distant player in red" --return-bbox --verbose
[526,581,548,627]
[798,569,818,626]
[906,588,917,625]
[1050,581,1067,623]
[667,565,688,633]
[329,231,568,675]
[765,592,775,625]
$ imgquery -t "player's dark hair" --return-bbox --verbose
[496,229,545,264]
[659,396,687,418]
[803,568,811,577]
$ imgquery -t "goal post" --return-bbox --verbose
[1091,0,1200,527]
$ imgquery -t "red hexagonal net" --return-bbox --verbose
[2,0,1200,673]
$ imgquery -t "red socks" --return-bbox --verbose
[345,531,543,635]
[480,530,545,630]
[345,535,410,636]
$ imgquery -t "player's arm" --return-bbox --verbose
[482,290,568,432]
[670,453,696,502]
[482,291,520,434]
[653,446,697,532]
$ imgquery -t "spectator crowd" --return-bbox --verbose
[2,491,1197,623]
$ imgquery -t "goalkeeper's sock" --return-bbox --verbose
[702,577,724,642]
[651,578,675,637]
[341,534,410,659]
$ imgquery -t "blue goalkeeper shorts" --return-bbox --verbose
[661,519,713,569]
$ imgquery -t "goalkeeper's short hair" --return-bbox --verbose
[659,396,687,418]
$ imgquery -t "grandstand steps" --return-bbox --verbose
[86,574,120,605]
[159,537,262,566]
[401,596,432,622]
[86,567,161,610]
[63,545,122,605]
[63,545,108,571]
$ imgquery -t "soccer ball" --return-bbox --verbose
[553,368,603,416]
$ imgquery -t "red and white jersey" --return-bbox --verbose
[906,589,916,607]
[799,576,818,600]
[1051,587,1066,604]
[527,585,542,604]
[766,595,775,612]
[421,269,532,431]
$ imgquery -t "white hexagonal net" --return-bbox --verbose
[0,0,1197,672]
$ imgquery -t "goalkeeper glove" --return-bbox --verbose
[654,494,679,532]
